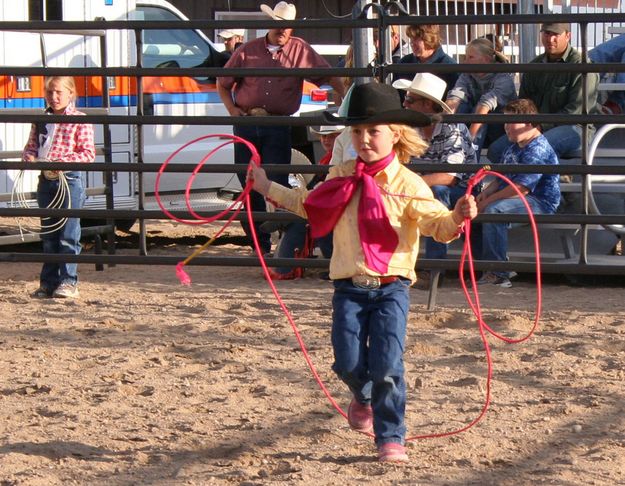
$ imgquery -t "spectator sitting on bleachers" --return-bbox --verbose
[589,33,625,115]
[396,24,458,99]
[482,33,504,54]
[373,24,407,64]
[477,99,561,289]
[393,72,479,288]
[446,37,517,154]
[487,22,600,164]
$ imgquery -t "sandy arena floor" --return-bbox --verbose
[0,221,624,485]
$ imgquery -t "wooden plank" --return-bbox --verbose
[0,186,106,203]
[560,182,625,193]
[598,83,625,91]
[607,26,625,35]
[0,147,106,159]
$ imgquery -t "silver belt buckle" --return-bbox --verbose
[248,107,270,116]
[351,275,380,289]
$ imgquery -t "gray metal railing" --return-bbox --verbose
[0,10,624,282]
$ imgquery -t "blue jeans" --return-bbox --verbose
[487,125,582,164]
[37,172,85,291]
[589,34,625,111]
[234,124,292,253]
[331,278,410,446]
[425,184,482,260]
[274,219,333,274]
[480,195,550,278]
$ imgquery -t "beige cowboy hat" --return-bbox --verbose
[392,72,453,114]
[260,2,297,21]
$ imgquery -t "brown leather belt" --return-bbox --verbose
[351,275,399,289]
[42,170,60,180]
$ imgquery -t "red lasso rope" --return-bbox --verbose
[155,134,351,424]
[405,167,542,441]
[154,134,260,225]
[154,134,260,283]
[156,138,541,442]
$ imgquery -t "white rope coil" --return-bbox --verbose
[10,170,70,239]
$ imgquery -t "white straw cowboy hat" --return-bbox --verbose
[310,125,345,135]
[392,73,453,114]
[260,2,297,21]
[217,29,245,39]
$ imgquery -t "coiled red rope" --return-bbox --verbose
[156,137,541,442]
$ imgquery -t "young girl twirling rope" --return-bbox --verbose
[248,82,477,463]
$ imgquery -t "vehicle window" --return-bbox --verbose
[136,6,220,69]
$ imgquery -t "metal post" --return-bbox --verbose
[579,21,589,265]
[518,0,538,63]
[352,0,375,85]
[98,27,117,264]
[561,0,572,13]
[135,28,148,257]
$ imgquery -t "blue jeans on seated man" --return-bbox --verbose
[331,277,410,446]
[234,124,292,254]
[37,172,86,291]
[480,195,551,278]
[273,219,333,275]
[425,184,482,261]
[487,125,582,164]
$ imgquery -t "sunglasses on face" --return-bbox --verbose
[404,96,424,104]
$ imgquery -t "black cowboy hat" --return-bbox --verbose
[323,82,432,127]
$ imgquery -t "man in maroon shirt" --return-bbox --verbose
[217,1,344,254]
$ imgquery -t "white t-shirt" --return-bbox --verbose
[37,122,56,161]
[329,128,356,165]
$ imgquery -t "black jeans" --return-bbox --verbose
[234,124,292,253]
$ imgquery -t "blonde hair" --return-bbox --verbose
[44,76,77,101]
[389,124,429,163]
[342,44,354,91]
[466,38,509,64]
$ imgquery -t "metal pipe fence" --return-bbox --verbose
[1,10,625,277]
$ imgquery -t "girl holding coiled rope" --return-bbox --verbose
[22,76,95,299]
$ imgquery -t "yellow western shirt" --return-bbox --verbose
[266,157,462,283]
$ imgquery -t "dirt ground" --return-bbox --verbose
[0,221,624,485]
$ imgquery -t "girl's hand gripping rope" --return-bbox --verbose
[246,164,271,197]
[452,194,478,226]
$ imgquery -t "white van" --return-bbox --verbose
[0,0,329,219]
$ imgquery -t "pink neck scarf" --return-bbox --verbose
[303,152,399,274]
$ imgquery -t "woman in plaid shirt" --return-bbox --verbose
[23,76,95,299]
